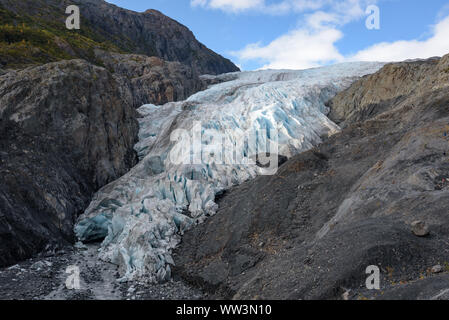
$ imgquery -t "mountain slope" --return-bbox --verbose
[173,54,449,299]
[0,0,239,74]
[0,60,139,267]
[0,0,238,268]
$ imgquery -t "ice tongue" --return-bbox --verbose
[75,62,384,282]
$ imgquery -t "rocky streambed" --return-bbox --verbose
[0,244,206,301]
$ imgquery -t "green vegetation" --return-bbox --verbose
[0,4,122,69]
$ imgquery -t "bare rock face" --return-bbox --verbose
[0,59,139,267]
[173,54,449,300]
[95,50,207,108]
[327,56,446,126]
[76,1,240,75]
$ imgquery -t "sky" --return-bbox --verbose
[105,0,449,71]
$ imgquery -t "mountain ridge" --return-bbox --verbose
[0,0,239,75]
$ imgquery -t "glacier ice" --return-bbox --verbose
[75,62,384,283]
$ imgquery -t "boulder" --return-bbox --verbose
[411,221,430,237]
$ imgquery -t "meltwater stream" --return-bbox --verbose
[75,62,384,283]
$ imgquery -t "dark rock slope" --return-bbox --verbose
[0,0,238,269]
[77,0,239,75]
[174,54,449,300]
[0,59,139,267]
[95,50,206,108]
[0,0,239,75]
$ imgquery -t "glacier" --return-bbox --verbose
[75,62,384,283]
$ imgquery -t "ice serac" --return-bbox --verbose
[75,62,384,282]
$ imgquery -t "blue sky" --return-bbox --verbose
[105,0,449,70]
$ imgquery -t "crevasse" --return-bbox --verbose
[75,62,384,283]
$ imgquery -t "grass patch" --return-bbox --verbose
[0,3,123,69]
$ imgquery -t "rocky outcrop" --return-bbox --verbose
[0,59,139,267]
[95,50,206,108]
[327,57,444,126]
[0,0,240,75]
[173,54,449,299]
[75,0,240,75]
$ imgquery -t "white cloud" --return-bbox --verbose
[190,0,323,14]
[191,0,264,12]
[193,0,449,70]
[232,0,376,69]
[235,27,344,69]
[231,0,449,70]
[191,0,373,16]
[350,15,449,62]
